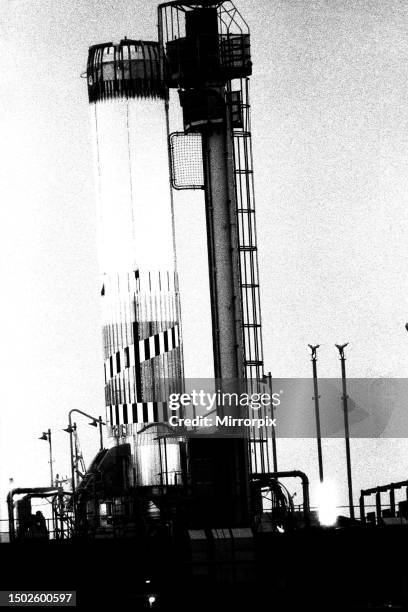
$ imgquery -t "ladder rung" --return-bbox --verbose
[241,283,259,288]
[239,246,257,252]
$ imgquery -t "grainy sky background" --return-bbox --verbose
[1,0,408,521]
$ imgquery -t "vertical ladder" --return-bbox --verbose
[228,77,270,475]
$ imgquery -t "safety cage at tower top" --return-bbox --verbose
[158,1,252,88]
[87,40,166,103]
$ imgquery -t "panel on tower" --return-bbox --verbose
[170,132,204,190]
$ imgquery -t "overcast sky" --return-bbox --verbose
[2,0,408,519]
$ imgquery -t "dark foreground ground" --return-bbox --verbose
[1,526,408,610]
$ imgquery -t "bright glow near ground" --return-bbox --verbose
[315,480,338,526]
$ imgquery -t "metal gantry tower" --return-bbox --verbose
[158,0,269,525]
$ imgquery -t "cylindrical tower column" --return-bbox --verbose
[87,40,184,488]
[202,124,244,382]
[159,3,252,526]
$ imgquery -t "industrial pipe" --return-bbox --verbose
[251,470,311,524]
[360,479,408,524]
[7,487,62,541]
